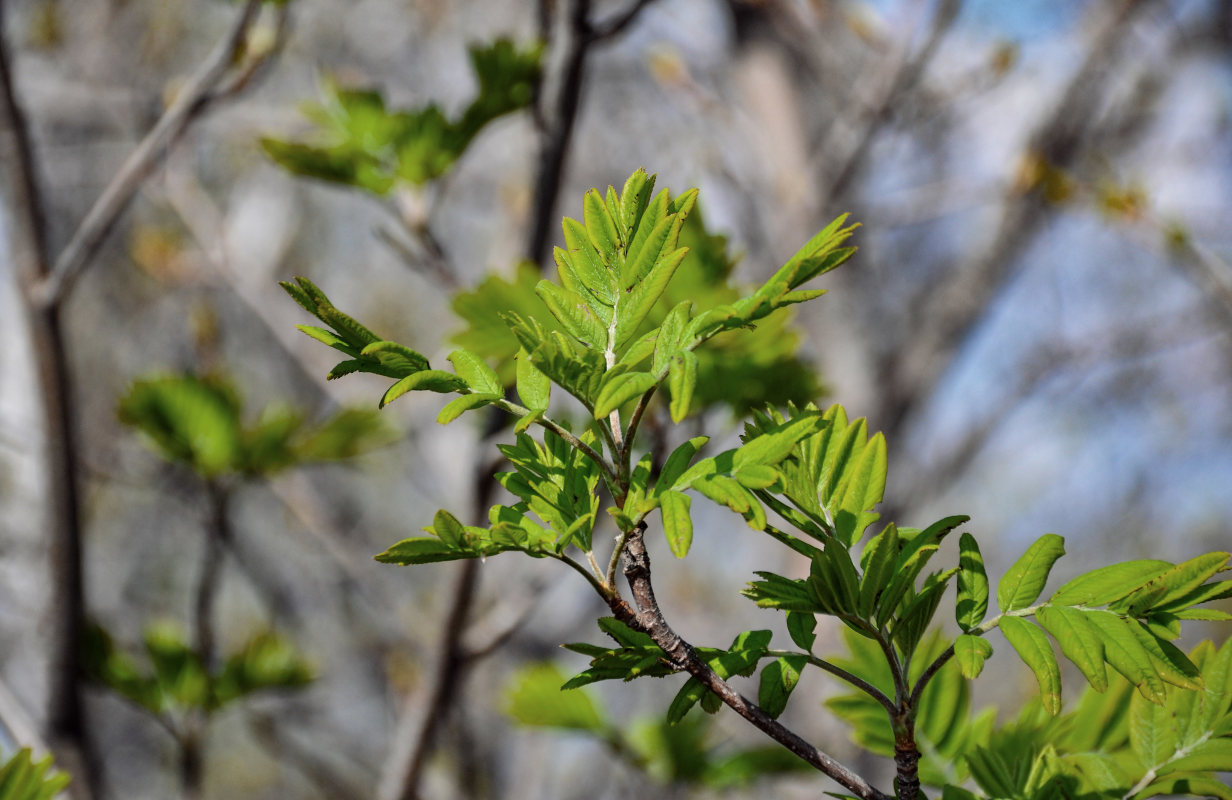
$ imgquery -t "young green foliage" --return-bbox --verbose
[0,750,70,800]
[83,622,313,716]
[261,39,540,192]
[118,372,391,477]
[503,661,810,790]
[282,169,1230,800]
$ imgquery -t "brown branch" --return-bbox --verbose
[377,560,480,800]
[587,0,655,42]
[32,0,266,307]
[608,526,891,800]
[0,6,96,797]
[179,480,232,800]
[525,0,660,265]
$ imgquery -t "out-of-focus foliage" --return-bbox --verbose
[83,622,313,716]
[0,750,69,800]
[116,372,392,477]
[503,662,809,790]
[261,39,541,193]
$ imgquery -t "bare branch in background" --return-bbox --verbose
[247,712,369,800]
[1,3,95,793]
[1,4,291,796]
[525,0,659,265]
[874,0,1154,439]
[813,0,963,214]
[32,0,278,308]
[899,307,1223,511]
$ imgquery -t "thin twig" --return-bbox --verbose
[375,226,460,291]
[609,526,891,800]
[377,559,480,800]
[766,650,896,715]
[494,398,619,485]
[587,0,655,42]
[33,0,265,307]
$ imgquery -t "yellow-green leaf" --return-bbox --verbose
[1000,616,1061,714]
[997,534,1066,612]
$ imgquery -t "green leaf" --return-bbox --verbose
[1111,552,1230,616]
[858,523,899,620]
[619,169,656,243]
[594,371,657,418]
[503,663,605,732]
[832,431,887,546]
[745,572,822,613]
[954,634,993,679]
[535,280,609,347]
[758,656,805,719]
[1086,610,1167,704]
[360,340,431,376]
[380,370,469,407]
[1133,775,1232,800]
[786,611,817,652]
[436,392,500,424]
[375,537,470,564]
[1158,737,1232,775]
[1035,605,1108,691]
[1126,619,1202,691]
[892,569,956,658]
[0,749,71,800]
[213,631,313,707]
[447,349,502,395]
[997,534,1066,612]
[1000,616,1061,714]
[667,350,698,423]
[623,214,674,291]
[583,188,621,270]
[615,247,690,349]
[513,408,543,434]
[732,464,780,490]
[296,324,353,353]
[660,490,694,558]
[656,436,710,495]
[515,348,550,409]
[1130,683,1178,767]
[734,413,826,471]
[1050,559,1171,607]
[956,532,989,631]
[561,217,616,306]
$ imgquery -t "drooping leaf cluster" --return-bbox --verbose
[260,39,540,193]
[83,622,313,717]
[117,372,391,477]
[0,750,69,800]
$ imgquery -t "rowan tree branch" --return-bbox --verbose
[607,525,891,800]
